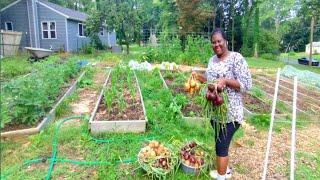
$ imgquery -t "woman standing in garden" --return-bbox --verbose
[192,28,252,179]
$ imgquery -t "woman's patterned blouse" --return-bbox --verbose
[205,52,252,124]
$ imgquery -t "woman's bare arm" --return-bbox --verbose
[192,72,207,83]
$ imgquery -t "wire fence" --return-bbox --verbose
[140,29,211,46]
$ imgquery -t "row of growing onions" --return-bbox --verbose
[94,65,145,124]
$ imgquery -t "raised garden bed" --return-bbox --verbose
[241,91,281,115]
[1,70,87,138]
[159,70,276,126]
[159,70,205,125]
[90,66,147,133]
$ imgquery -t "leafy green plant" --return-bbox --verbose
[0,57,32,79]
[1,58,80,127]
[163,72,174,79]
[179,35,212,65]
[249,113,271,129]
[251,86,264,98]
[175,93,187,108]
[104,90,113,115]
[79,69,94,88]
[118,99,126,114]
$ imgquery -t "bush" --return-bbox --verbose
[258,29,280,55]
[157,36,182,62]
[240,47,253,57]
[288,51,296,56]
[81,44,95,54]
[140,46,159,63]
[180,36,213,65]
[90,33,103,50]
[260,53,279,61]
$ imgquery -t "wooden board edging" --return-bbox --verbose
[1,70,87,138]
[89,69,147,133]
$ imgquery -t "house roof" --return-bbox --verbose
[38,0,88,22]
[1,0,22,12]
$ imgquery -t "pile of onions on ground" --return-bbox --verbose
[202,81,230,134]
[180,141,206,169]
[184,74,200,95]
[138,140,179,177]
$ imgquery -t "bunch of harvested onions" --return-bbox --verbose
[184,74,200,95]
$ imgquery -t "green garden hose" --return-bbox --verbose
[1,115,158,180]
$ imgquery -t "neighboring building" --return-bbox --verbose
[305,42,320,54]
[0,0,117,52]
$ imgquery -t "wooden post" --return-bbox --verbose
[309,17,314,66]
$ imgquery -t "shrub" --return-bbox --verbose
[81,44,95,54]
[260,53,279,61]
[258,29,280,55]
[181,36,213,65]
[288,50,296,56]
[140,46,159,63]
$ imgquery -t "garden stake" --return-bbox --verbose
[262,68,281,180]
[290,76,298,180]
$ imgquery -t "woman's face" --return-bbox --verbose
[211,32,227,56]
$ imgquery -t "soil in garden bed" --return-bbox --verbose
[2,72,81,132]
[256,74,320,100]
[161,71,279,117]
[241,92,281,114]
[161,71,203,117]
[94,75,145,121]
[252,78,320,115]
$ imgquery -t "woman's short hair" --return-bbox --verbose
[210,28,227,42]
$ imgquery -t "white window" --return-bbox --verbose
[5,22,13,31]
[78,23,86,37]
[42,21,56,39]
[99,27,104,36]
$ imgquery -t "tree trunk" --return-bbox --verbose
[309,16,314,66]
[254,43,258,58]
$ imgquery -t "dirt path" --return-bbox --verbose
[58,65,108,126]
[230,123,320,179]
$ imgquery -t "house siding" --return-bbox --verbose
[67,19,90,52]
[98,30,117,48]
[37,2,66,51]
[1,0,30,50]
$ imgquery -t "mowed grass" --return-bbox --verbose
[246,57,320,74]
[281,52,320,61]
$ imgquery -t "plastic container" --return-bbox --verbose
[181,161,206,176]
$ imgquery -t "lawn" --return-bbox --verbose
[280,52,320,61]
[246,57,320,74]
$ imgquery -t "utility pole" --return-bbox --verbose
[309,16,314,66]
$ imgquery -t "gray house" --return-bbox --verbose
[0,0,117,52]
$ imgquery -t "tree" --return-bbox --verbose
[260,0,295,33]
[0,0,16,9]
[156,0,179,35]
[97,0,144,54]
[176,0,214,49]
